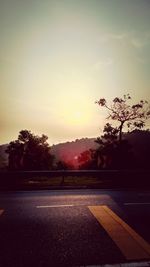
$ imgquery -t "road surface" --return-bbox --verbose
[0,189,150,266]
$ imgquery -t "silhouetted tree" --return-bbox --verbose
[56,159,74,185]
[78,149,99,169]
[78,150,92,169]
[6,130,54,170]
[95,123,118,168]
[96,94,150,142]
[95,123,133,169]
[94,94,150,169]
[56,160,73,170]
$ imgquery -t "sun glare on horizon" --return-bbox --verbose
[66,110,89,125]
[61,100,92,127]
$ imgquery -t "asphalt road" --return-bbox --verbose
[0,189,150,267]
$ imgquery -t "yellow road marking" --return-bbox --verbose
[88,205,150,260]
[0,209,4,216]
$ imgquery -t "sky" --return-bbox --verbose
[0,0,150,145]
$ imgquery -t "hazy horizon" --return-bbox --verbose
[1,0,150,145]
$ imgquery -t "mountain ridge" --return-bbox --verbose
[0,130,150,169]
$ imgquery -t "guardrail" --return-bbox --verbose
[1,169,150,175]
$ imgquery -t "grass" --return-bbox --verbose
[20,175,109,188]
[2,171,149,190]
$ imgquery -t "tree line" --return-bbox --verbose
[6,94,150,170]
[79,94,150,169]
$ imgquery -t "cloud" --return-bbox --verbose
[99,31,150,49]
[130,32,150,48]
[131,38,145,48]
[99,33,126,43]
[107,33,127,40]
[92,58,113,71]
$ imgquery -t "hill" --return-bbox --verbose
[0,130,150,169]
[51,138,98,168]
[0,138,98,170]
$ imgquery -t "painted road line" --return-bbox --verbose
[88,205,150,260]
[124,203,150,205]
[0,209,4,216]
[36,204,74,208]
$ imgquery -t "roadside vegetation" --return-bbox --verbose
[79,94,150,170]
[0,94,150,189]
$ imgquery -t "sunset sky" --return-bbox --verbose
[0,0,150,145]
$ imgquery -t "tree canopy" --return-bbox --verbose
[96,94,150,142]
[94,95,150,169]
[6,130,54,170]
